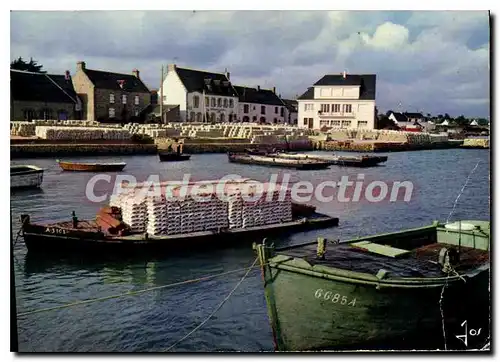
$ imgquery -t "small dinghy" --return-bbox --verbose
[57,160,126,172]
[11,165,44,189]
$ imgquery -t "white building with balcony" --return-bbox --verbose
[297,72,377,130]
[161,64,239,122]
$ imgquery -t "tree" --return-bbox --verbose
[426,113,431,118]
[444,113,451,120]
[376,114,399,130]
[454,115,468,126]
[10,57,46,73]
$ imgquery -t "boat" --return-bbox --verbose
[158,152,191,162]
[255,220,490,351]
[228,153,331,170]
[11,165,44,190]
[18,205,338,255]
[272,152,388,167]
[57,160,127,172]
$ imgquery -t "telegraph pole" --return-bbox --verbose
[160,65,164,123]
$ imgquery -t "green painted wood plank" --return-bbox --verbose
[350,241,410,258]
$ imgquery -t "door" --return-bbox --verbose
[308,118,314,129]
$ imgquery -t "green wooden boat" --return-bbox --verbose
[255,220,490,351]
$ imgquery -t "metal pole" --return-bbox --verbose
[160,65,164,124]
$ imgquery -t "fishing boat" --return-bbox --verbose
[158,152,191,162]
[11,165,44,190]
[57,160,127,172]
[228,153,331,170]
[19,206,338,255]
[273,152,388,167]
[255,220,490,351]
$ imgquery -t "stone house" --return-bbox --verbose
[72,61,150,122]
[233,85,287,123]
[10,69,82,121]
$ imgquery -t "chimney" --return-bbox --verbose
[132,69,140,78]
[342,71,347,79]
[167,64,176,72]
[224,68,230,80]
[65,70,71,81]
[77,61,86,71]
[272,86,276,94]
[257,85,260,91]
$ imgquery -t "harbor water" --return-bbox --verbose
[11,149,490,352]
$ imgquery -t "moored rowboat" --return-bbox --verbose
[11,165,44,190]
[57,160,127,172]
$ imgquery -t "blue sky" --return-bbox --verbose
[10,10,490,118]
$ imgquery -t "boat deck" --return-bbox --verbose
[282,242,489,278]
[49,220,102,233]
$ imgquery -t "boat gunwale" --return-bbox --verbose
[268,256,488,287]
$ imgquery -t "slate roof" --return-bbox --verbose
[233,86,285,106]
[297,87,314,100]
[404,112,424,119]
[297,74,376,100]
[282,99,298,112]
[174,67,238,97]
[83,68,150,93]
[10,69,78,104]
[389,112,408,123]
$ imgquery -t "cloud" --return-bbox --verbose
[10,10,490,117]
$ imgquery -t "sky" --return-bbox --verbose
[10,10,490,118]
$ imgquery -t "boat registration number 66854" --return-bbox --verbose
[314,288,357,307]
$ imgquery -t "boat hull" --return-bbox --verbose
[273,153,388,167]
[261,263,489,351]
[21,214,339,255]
[10,166,44,190]
[228,153,330,170]
[57,161,126,172]
[158,153,191,162]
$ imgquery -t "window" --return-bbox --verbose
[280,107,284,117]
[331,120,341,127]
[205,97,209,107]
[110,94,115,104]
[122,95,127,104]
[211,98,216,107]
[244,104,249,114]
[229,99,234,108]
[252,116,257,122]
[134,95,139,105]
[341,120,352,128]
[193,96,200,108]
[303,118,308,126]
[275,107,278,114]
[261,106,266,115]
[274,118,278,123]
[217,98,222,107]
[163,95,167,102]
[304,103,314,111]
[320,104,330,113]
[109,108,115,118]
[344,104,352,113]
[224,99,228,108]
[332,104,340,113]
[23,109,35,121]
[58,110,68,121]
[320,120,329,127]
[134,109,139,117]
[41,109,53,120]
[357,121,368,128]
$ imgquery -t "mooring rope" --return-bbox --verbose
[446,160,481,224]
[17,259,263,318]
[439,276,449,351]
[163,257,258,352]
